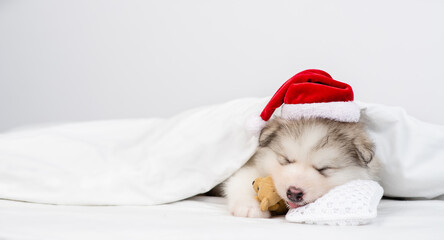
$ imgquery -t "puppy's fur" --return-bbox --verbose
[223,117,379,218]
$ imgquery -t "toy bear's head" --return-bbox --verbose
[252,176,288,213]
[252,176,278,198]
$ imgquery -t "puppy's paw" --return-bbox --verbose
[229,198,271,218]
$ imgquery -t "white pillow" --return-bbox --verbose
[286,180,384,226]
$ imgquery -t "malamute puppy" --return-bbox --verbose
[223,117,379,218]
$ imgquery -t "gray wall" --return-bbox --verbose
[1,0,443,132]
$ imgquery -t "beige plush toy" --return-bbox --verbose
[252,176,288,215]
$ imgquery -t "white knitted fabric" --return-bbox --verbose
[285,180,384,226]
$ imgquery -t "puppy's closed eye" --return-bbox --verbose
[284,157,292,164]
[314,166,333,176]
[275,154,293,165]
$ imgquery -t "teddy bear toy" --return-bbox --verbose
[252,176,288,215]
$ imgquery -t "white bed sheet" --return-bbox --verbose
[0,196,443,240]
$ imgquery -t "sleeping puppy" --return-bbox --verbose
[223,117,379,218]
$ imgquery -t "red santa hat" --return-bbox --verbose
[247,69,360,133]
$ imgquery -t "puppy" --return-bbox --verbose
[223,117,379,218]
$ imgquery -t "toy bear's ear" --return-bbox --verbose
[252,180,255,185]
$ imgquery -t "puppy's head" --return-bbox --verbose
[256,117,377,208]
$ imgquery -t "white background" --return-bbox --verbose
[1,0,443,131]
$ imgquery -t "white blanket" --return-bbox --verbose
[0,98,443,205]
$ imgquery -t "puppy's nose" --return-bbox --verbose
[287,186,304,202]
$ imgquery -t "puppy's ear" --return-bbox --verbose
[353,133,375,165]
[259,119,282,147]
